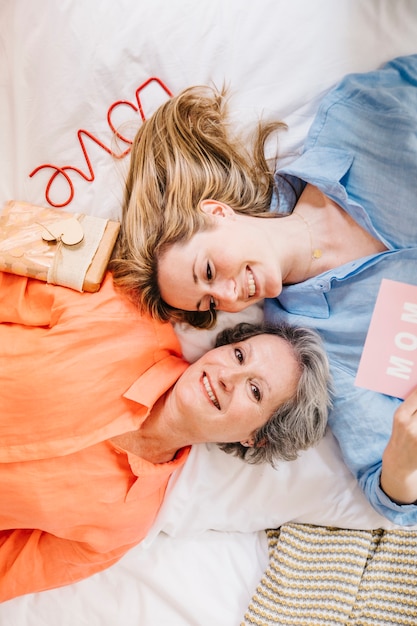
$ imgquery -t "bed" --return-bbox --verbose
[1,1,417,624]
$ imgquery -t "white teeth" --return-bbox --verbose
[203,374,220,410]
[248,270,255,297]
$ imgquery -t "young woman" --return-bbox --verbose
[0,270,329,601]
[111,54,417,525]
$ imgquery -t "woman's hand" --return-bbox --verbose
[380,385,417,504]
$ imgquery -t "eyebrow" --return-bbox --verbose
[192,261,202,311]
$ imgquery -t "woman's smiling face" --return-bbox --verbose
[157,200,282,313]
[169,333,300,445]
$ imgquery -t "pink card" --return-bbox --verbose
[355,279,417,400]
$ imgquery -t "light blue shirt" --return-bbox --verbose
[265,55,417,525]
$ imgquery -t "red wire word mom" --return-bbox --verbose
[29,77,173,208]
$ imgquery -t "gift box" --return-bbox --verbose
[0,200,120,292]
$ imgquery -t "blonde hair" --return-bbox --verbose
[110,85,286,329]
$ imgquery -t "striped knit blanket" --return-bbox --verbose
[242,524,417,625]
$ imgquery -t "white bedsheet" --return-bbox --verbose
[1,1,417,624]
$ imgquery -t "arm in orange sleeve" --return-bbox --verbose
[0,528,133,602]
[0,271,57,326]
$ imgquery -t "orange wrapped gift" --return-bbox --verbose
[0,200,120,292]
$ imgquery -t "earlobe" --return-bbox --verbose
[240,438,255,448]
[200,199,235,218]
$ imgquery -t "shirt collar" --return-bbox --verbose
[273,147,354,214]
[123,355,189,409]
[282,147,353,185]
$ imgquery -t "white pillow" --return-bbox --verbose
[145,429,414,545]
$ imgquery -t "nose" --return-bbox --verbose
[213,278,237,306]
[218,365,240,392]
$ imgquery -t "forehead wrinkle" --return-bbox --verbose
[248,338,272,395]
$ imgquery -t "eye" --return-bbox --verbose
[206,262,213,281]
[251,383,261,402]
[234,348,244,363]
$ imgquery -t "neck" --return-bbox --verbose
[286,183,388,278]
[275,184,332,283]
[141,393,186,462]
[271,213,322,284]
[111,393,186,464]
[289,211,324,282]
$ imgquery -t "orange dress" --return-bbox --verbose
[0,271,190,601]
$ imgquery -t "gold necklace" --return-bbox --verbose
[294,212,323,261]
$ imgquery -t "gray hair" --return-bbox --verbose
[215,322,332,466]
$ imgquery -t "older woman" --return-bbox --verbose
[0,270,329,601]
[111,54,417,525]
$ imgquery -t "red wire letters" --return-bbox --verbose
[29,77,173,208]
